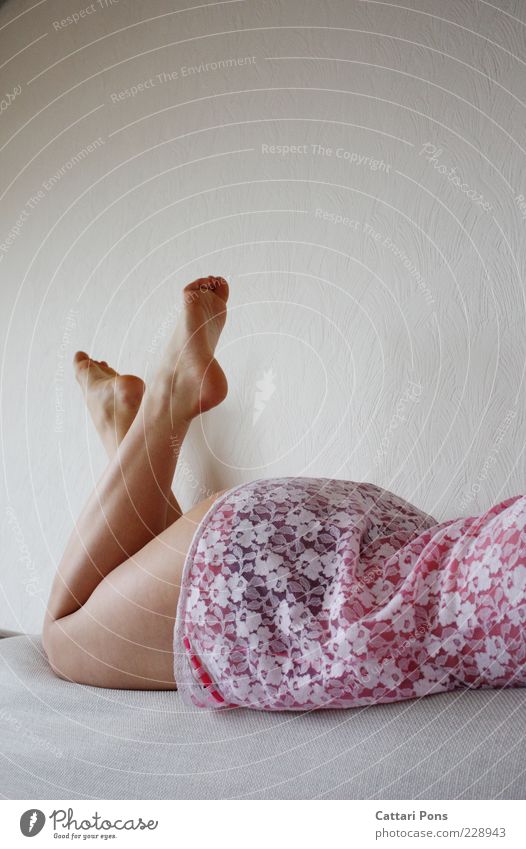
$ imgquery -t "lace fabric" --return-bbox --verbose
[173,477,526,711]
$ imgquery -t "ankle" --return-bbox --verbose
[147,375,195,425]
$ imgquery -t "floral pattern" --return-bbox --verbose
[173,477,526,711]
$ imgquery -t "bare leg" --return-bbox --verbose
[43,276,229,688]
[43,492,225,688]
[74,353,183,524]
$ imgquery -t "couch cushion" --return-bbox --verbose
[0,635,524,799]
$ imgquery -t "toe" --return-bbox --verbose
[73,351,92,379]
[209,276,229,302]
[73,352,109,388]
[184,277,208,295]
[184,276,229,301]
[96,359,119,376]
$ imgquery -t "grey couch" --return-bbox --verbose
[0,633,524,799]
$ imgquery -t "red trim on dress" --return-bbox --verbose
[183,635,225,703]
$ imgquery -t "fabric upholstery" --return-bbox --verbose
[0,635,524,799]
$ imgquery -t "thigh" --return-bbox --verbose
[47,490,227,689]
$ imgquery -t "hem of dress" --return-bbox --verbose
[173,481,250,705]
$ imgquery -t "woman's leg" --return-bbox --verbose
[42,276,229,688]
[74,353,183,524]
[43,493,225,689]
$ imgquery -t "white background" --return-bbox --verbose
[1,0,525,634]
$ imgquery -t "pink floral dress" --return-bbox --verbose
[173,477,526,710]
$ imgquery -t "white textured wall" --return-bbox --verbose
[1,0,525,633]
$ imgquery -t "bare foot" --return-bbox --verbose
[156,275,229,419]
[73,352,145,457]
